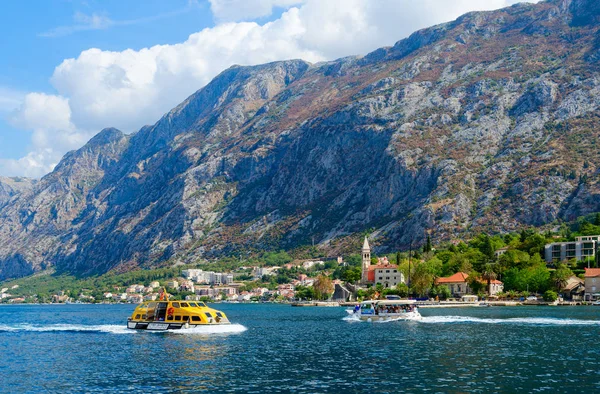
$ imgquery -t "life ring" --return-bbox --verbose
[167,307,175,317]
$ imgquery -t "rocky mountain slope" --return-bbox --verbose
[2,0,600,280]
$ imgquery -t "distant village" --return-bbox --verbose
[2,230,600,305]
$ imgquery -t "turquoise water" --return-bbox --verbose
[1,304,599,393]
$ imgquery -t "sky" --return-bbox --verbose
[0,0,540,178]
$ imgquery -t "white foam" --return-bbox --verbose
[419,316,600,326]
[0,323,133,334]
[169,323,247,335]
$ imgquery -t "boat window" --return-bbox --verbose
[174,316,181,321]
[172,302,180,308]
[197,302,207,307]
[147,302,157,309]
[135,314,141,319]
[191,316,201,322]
[183,316,189,321]
[205,312,212,318]
[167,315,173,321]
[181,302,189,307]
[142,314,147,319]
[189,302,198,307]
[216,312,223,317]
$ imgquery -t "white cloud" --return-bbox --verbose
[5,0,540,178]
[209,0,304,22]
[3,93,92,178]
[0,87,26,113]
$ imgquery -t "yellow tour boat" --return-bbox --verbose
[127,299,230,331]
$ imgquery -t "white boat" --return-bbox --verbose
[346,300,422,321]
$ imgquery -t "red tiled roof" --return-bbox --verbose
[585,268,600,277]
[436,272,469,284]
[368,264,399,271]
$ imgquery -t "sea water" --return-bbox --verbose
[1,304,599,393]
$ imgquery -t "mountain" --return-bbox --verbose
[2,0,600,280]
[0,177,36,208]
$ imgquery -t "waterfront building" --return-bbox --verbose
[544,236,600,264]
[435,272,504,297]
[360,237,404,288]
[370,258,404,288]
[436,272,471,296]
[149,281,160,288]
[584,268,600,301]
[562,276,585,301]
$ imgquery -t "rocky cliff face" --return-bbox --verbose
[0,177,35,208]
[1,0,600,280]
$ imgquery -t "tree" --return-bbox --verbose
[423,236,432,253]
[479,234,496,261]
[468,273,485,295]
[341,267,361,284]
[313,275,334,300]
[410,258,442,297]
[551,263,573,292]
[481,264,497,295]
[295,285,315,300]
[543,290,558,302]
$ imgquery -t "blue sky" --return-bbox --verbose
[0,0,537,178]
[0,0,216,160]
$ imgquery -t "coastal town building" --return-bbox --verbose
[435,272,504,297]
[584,268,600,301]
[302,261,324,269]
[544,236,600,264]
[436,272,471,296]
[166,280,179,289]
[562,276,585,301]
[360,237,404,288]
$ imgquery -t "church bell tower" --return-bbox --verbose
[361,236,371,283]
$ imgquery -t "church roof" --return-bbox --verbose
[369,264,398,271]
[362,236,370,250]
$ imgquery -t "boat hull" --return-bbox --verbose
[346,310,422,321]
[127,321,231,330]
[358,312,422,321]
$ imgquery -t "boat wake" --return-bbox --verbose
[0,323,132,334]
[169,323,248,335]
[342,314,362,322]
[419,316,600,326]
[0,323,248,335]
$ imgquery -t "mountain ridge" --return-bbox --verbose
[1,0,600,280]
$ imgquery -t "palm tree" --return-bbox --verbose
[552,263,572,293]
[481,264,497,296]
